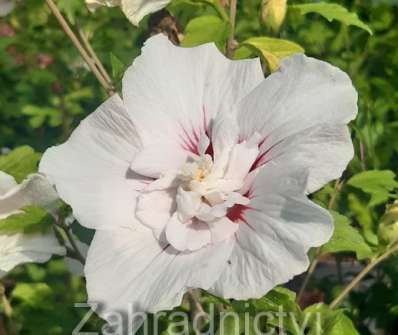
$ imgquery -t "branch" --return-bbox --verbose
[0,285,12,318]
[329,243,398,308]
[226,0,238,58]
[186,289,208,329]
[77,27,112,85]
[54,218,85,265]
[45,0,114,96]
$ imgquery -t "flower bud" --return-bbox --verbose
[378,201,398,245]
[261,0,287,34]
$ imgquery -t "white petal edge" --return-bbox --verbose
[85,0,120,12]
[0,231,66,277]
[39,94,143,230]
[237,54,357,192]
[121,0,170,26]
[209,166,333,300]
[122,34,263,166]
[0,171,17,195]
[85,226,234,324]
[0,173,58,219]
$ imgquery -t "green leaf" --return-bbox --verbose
[22,105,62,128]
[0,206,53,235]
[347,170,398,206]
[0,146,41,182]
[110,53,126,82]
[216,313,243,335]
[249,287,299,312]
[322,211,373,259]
[240,37,304,72]
[176,0,229,21]
[199,0,229,21]
[248,287,303,335]
[348,193,378,245]
[57,0,82,25]
[324,313,359,335]
[11,283,54,309]
[290,3,372,35]
[304,304,359,335]
[181,15,229,50]
[233,45,254,60]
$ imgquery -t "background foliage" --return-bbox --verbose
[1,0,398,334]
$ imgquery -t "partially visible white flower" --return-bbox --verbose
[0,0,16,17]
[0,171,66,278]
[86,0,120,11]
[86,0,170,26]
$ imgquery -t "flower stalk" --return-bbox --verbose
[329,242,398,308]
[54,217,86,265]
[186,289,208,328]
[226,0,238,58]
[77,27,113,86]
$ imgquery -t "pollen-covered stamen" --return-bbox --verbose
[176,151,251,225]
[178,154,213,192]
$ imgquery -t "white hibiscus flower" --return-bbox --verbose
[86,0,170,26]
[40,35,357,330]
[0,171,66,277]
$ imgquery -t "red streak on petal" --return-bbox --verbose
[227,190,253,224]
[227,203,250,224]
[202,106,209,136]
[249,138,284,172]
[179,106,212,156]
[162,243,171,252]
[205,142,214,158]
[250,151,266,171]
[180,123,200,155]
[258,136,267,148]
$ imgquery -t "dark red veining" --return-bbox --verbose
[226,190,253,224]
[249,138,284,172]
[180,106,212,156]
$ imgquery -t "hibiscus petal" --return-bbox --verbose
[86,0,120,12]
[165,213,211,251]
[210,114,239,177]
[121,0,170,26]
[85,226,233,321]
[40,94,143,230]
[208,217,239,244]
[130,139,190,178]
[237,54,357,192]
[122,35,263,175]
[0,173,58,219]
[0,231,66,277]
[0,171,17,196]
[136,188,176,237]
[259,124,354,193]
[210,166,332,299]
[175,187,202,221]
[223,136,260,185]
